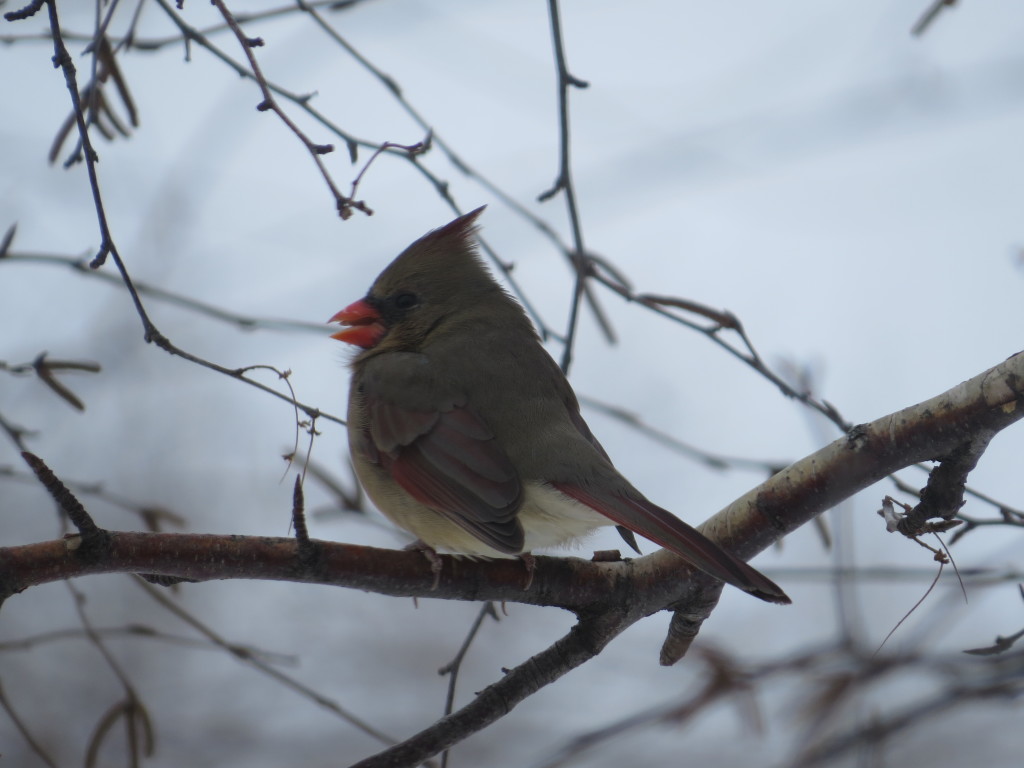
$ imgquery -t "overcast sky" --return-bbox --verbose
[2,2,1023,766]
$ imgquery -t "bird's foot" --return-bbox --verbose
[405,539,443,590]
[518,552,536,591]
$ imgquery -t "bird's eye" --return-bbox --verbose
[392,292,418,310]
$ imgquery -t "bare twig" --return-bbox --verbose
[0,411,33,452]
[352,608,634,768]
[66,580,155,767]
[540,640,1024,768]
[48,35,139,165]
[964,585,1024,655]
[911,0,958,36]
[292,0,612,343]
[0,222,16,256]
[2,353,101,411]
[585,261,856,432]
[438,602,500,768]
[539,0,591,374]
[0,623,294,663]
[0,248,330,333]
[0,678,59,768]
[346,138,431,211]
[1,1,368,48]
[21,451,101,537]
[133,577,409,751]
[0,464,186,532]
[579,394,786,474]
[9,1,340,427]
[208,0,371,219]
[2,0,45,23]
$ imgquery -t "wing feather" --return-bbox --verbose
[357,355,524,553]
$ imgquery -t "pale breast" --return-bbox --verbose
[517,481,611,553]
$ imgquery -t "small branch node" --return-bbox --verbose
[3,0,45,22]
[89,242,111,269]
[291,475,311,549]
[21,451,102,537]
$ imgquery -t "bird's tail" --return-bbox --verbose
[552,482,790,604]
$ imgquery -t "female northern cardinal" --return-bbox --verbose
[329,208,789,604]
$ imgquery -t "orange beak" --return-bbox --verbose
[328,299,386,349]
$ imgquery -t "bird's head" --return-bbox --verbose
[329,206,515,353]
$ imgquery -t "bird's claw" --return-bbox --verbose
[405,539,444,589]
[519,552,536,591]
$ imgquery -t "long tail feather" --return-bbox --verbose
[553,482,790,604]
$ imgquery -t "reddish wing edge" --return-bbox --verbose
[375,404,525,555]
[388,445,524,554]
[552,481,790,604]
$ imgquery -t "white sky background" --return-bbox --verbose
[2,1,1023,766]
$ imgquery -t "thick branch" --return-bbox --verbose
[3,352,1021,764]
[708,350,1022,554]
[659,349,1024,662]
[4,352,1021,628]
[351,608,634,767]
[0,534,632,612]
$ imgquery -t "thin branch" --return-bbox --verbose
[793,677,1018,768]
[351,608,634,768]
[0,678,59,768]
[0,463,186,531]
[0,248,330,333]
[538,640,1024,768]
[133,577,410,752]
[0,1,369,48]
[21,451,101,537]
[578,394,785,474]
[438,602,500,768]
[0,352,102,412]
[660,349,1024,663]
[586,261,856,431]
[0,411,33,452]
[0,623,295,662]
[66,579,155,767]
[539,0,590,374]
[11,1,342,429]
[141,0,565,342]
[292,0,612,343]
[208,0,369,220]
[537,647,754,768]
[911,0,958,36]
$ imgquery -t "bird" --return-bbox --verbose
[328,207,789,604]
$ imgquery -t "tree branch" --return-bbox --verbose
[2,350,1020,763]
[660,349,1024,662]
[351,607,634,768]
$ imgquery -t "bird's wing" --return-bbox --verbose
[357,353,524,553]
[551,481,790,604]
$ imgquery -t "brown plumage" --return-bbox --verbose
[330,208,789,604]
